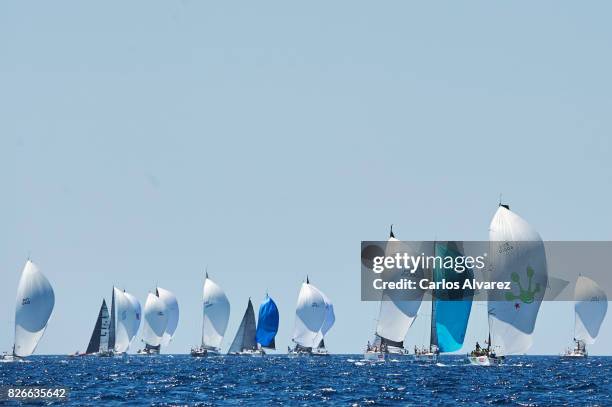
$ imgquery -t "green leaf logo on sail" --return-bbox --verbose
[505,266,540,304]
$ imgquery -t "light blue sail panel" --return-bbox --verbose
[256,295,279,348]
[433,242,474,353]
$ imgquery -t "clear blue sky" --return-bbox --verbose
[1,1,611,355]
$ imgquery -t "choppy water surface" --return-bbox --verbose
[1,355,611,406]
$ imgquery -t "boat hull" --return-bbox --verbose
[468,355,503,366]
[363,352,385,362]
[414,353,438,363]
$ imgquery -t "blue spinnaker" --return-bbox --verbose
[432,242,474,353]
[256,295,279,348]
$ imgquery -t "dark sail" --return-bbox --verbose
[318,339,325,349]
[378,335,403,348]
[108,288,116,351]
[86,300,109,354]
[228,299,257,353]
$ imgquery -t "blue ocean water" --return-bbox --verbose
[1,355,611,406]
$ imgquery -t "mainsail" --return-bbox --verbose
[431,241,474,352]
[292,279,326,349]
[157,287,179,346]
[123,290,142,346]
[374,230,427,347]
[228,299,257,353]
[85,299,110,354]
[13,260,55,357]
[202,275,231,350]
[574,276,608,344]
[141,292,168,348]
[256,294,279,349]
[487,205,548,355]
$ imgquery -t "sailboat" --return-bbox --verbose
[289,277,332,356]
[562,276,608,357]
[414,241,473,362]
[228,299,258,355]
[468,204,548,366]
[228,294,280,356]
[137,290,168,355]
[364,226,426,361]
[79,287,140,357]
[84,299,113,357]
[256,294,280,352]
[1,260,55,362]
[191,273,231,357]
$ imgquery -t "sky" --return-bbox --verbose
[1,1,611,355]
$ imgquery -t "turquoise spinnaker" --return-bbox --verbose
[256,295,279,349]
[432,242,474,353]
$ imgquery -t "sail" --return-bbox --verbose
[108,288,116,351]
[123,290,142,344]
[487,205,548,355]
[141,292,168,347]
[256,295,279,349]
[112,288,133,353]
[85,299,110,354]
[228,299,257,353]
[292,281,326,348]
[574,276,608,344]
[375,236,427,345]
[13,260,55,357]
[157,287,179,346]
[202,276,231,350]
[432,241,474,352]
[312,288,335,347]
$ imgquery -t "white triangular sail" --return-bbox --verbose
[574,276,608,345]
[112,288,133,353]
[157,287,179,346]
[292,281,326,348]
[123,290,142,346]
[202,276,231,350]
[141,293,168,347]
[374,235,427,345]
[487,206,548,355]
[13,260,55,357]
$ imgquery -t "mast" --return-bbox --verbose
[429,240,438,352]
[108,287,116,351]
[201,274,207,347]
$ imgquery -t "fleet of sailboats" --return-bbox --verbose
[1,204,610,359]
[562,276,608,357]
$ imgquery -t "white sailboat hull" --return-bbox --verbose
[414,352,438,363]
[363,351,385,362]
[468,355,504,366]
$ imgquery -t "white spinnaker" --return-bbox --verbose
[574,276,608,344]
[141,293,168,347]
[14,260,55,357]
[123,291,142,344]
[487,206,548,356]
[312,288,335,345]
[202,277,231,350]
[293,282,326,348]
[375,237,427,343]
[157,287,179,346]
[112,288,132,353]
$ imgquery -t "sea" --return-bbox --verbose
[1,355,611,406]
